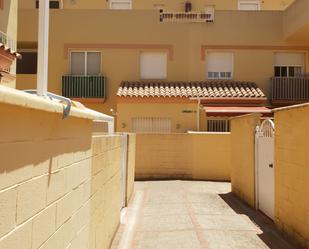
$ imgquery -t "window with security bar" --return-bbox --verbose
[238,0,261,10]
[109,0,132,9]
[207,119,230,132]
[207,52,233,80]
[62,51,105,99]
[132,117,171,133]
[274,53,304,78]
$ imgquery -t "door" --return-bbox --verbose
[255,119,275,219]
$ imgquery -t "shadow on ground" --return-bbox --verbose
[220,192,303,249]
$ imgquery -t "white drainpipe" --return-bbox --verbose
[37,0,49,96]
[197,98,201,131]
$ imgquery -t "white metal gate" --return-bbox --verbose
[255,119,275,219]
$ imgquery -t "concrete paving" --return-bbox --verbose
[111,181,299,249]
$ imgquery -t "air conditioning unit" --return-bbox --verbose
[35,0,64,9]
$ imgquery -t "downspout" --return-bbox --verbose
[37,0,49,96]
[197,98,200,131]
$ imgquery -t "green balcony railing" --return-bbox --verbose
[62,75,106,99]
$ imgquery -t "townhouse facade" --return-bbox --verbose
[16,0,309,132]
[19,0,295,11]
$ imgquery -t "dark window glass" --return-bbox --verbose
[274,66,281,77]
[281,66,287,77]
[289,67,295,77]
[36,1,60,9]
[17,52,38,74]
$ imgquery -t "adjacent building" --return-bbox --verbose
[0,0,19,88]
[16,0,309,132]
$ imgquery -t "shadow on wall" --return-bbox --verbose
[0,102,92,190]
[0,100,127,249]
[219,192,302,249]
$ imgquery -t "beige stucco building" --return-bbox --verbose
[16,0,309,132]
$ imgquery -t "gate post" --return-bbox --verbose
[121,133,129,209]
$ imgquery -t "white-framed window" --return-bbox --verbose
[132,117,171,133]
[140,52,167,80]
[238,0,261,10]
[274,53,305,77]
[207,52,233,79]
[109,0,132,9]
[207,119,230,132]
[70,51,101,75]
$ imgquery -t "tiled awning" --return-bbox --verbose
[0,43,21,58]
[117,81,266,99]
[204,106,271,114]
[204,106,272,117]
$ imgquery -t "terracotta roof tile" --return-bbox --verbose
[117,81,266,99]
[0,43,21,58]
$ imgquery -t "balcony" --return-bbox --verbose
[62,75,106,101]
[160,11,214,23]
[0,31,17,52]
[270,76,309,104]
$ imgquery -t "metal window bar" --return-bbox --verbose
[207,119,230,132]
[160,11,214,23]
[271,76,309,101]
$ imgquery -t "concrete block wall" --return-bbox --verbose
[0,101,133,249]
[135,133,231,181]
[230,113,261,208]
[274,105,309,248]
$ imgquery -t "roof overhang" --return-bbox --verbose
[0,43,21,58]
[193,97,267,105]
[204,106,272,117]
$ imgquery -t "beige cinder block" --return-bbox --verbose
[135,133,231,181]
[16,176,48,224]
[32,204,57,248]
[46,169,67,205]
[274,105,309,248]
[0,221,32,249]
[0,187,17,237]
[0,96,133,249]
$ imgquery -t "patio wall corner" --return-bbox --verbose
[0,87,131,249]
[230,113,261,208]
[274,104,309,248]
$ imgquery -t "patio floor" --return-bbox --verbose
[111,181,299,249]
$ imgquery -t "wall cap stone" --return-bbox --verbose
[272,102,309,113]
[0,85,114,122]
